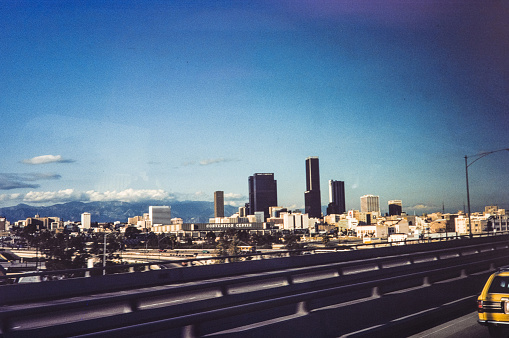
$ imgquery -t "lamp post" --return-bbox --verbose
[464,148,509,237]
[102,232,107,275]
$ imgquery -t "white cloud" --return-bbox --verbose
[0,193,22,202]
[84,189,172,202]
[6,188,173,205]
[410,204,435,210]
[24,189,77,203]
[21,155,75,165]
[224,193,246,201]
[199,158,230,166]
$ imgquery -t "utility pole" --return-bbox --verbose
[103,232,107,275]
[464,148,509,238]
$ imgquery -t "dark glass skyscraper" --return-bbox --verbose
[248,173,277,220]
[304,157,322,218]
[388,200,403,216]
[327,180,346,215]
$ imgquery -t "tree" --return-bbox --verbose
[205,231,216,245]
[168,234,177,249]
[215,233,229,263]
[284,234,302,254]
[214,231,242,262]
[124,226,141,239]
[321,233,331,246]
[40,233,90,273]
[228,234,241,259]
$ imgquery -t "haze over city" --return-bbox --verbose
[1,1,508,214]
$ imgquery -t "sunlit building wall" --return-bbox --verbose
[149,206,172,226]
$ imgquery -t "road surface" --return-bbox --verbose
[410,312,489,337]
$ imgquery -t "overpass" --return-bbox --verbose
[0,234,507,337]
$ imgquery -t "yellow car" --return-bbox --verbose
[478,269,509,337]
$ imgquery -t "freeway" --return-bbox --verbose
[2,236,508,337]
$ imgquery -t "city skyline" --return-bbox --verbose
[1,1,508,214]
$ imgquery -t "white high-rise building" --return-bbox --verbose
[81,212,91,229]
[149,206,171,226]
[360,195,380,214]
[282,212,309,230]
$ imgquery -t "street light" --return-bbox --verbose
[464,148,509,237]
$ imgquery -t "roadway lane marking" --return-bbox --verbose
[410,313,473,338]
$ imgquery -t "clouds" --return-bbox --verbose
[24,189,77,203]
[0,173,62,190]
[181,158,234,167]
[84,189,172,203]
[21,155,75,165]
[223,192,247,207]
[0,188,174,205]
[199,158,232,166]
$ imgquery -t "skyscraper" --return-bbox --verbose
[214,191,224,218]
[305,156,322,218]
[248,173,277,220]
[327,180,346,215]
[360,195,380,214]
[388,200,403,216]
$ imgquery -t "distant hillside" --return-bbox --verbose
[0,201,238,223]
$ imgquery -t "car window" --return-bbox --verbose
[488,276,509,293]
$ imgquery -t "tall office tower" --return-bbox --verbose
[81,212,91,229]
[360,195,380,214]
[149,206,172,225]
[388,200,403,216]
[327,180,346,215]
[248,173,278,220]
[214,191,224,218]
[0,216,7,231]
[305,156,322,218]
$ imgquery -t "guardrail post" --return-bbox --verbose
[286,274,294,286]
[372,286,381,298]
[217,285,229,297]
[182,324,199,338]
[124,299,139,313]
[296,301,309,315]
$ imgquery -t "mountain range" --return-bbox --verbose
[0,201,238,224]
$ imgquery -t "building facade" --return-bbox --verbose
[360,195,380,214]
[304,156,322,218]
[214,191,224,218]
[388,200,402,216]
[327,180,346,215]
[248,173,278,220]
[81,212,91,229]
[149,206,172,226]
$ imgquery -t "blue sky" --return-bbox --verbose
[1,0,508,214]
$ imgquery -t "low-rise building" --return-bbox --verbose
[455,214,485,234]
[356,224,389,239]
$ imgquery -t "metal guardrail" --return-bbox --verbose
[0,239,507,337]
[69,261,494,338]
[3,230,508,284]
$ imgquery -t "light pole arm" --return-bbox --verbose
[465,156,472,237]
[464,148,509,237]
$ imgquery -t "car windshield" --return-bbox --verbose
[488,276,509,294]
